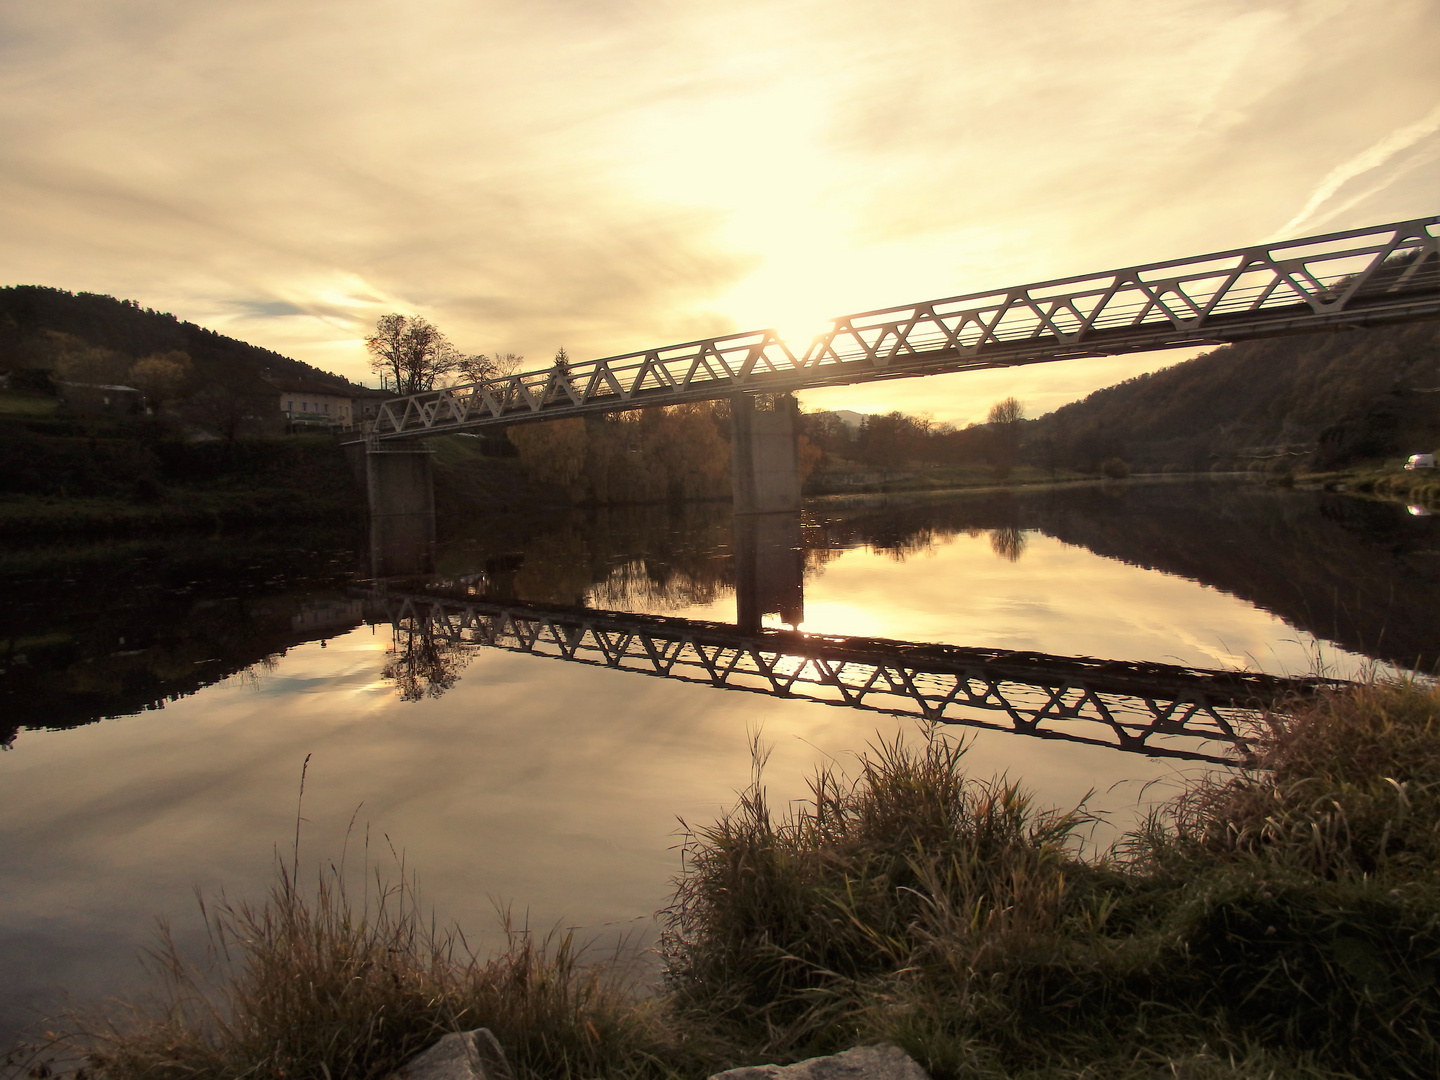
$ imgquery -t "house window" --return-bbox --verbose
[324,403,330,414]
[302,402,308,412]
[287,400,293,412]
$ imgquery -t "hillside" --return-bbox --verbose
[0,287,376,537]
[0,285,359,392]
[1034,320,1440,472]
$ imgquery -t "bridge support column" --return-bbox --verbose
[734,512,804,633]
[364,440,436,578]
[731,392,801,514]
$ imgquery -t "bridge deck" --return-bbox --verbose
[364,216,1439,440]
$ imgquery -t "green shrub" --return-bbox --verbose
[1100,457,1130,479]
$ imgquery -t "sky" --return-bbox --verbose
[2,0,1437,425]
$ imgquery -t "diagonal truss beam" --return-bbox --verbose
[364,216,1439,440]
[368,592,1345,763]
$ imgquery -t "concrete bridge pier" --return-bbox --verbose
[731,392,802,514]
[357,439,436,578]
[730,392,805,632]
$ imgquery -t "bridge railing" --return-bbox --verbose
[368,590,1346,763]
[367,216,1438,439]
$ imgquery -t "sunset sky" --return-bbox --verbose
[2,0,1437,424]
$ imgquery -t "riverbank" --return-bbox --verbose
[3,396,1434,542]
[804,470,1218,512]
[1294,462,1440,510]
[20,678,1438,1080]
[0,409,361,539]
[0,410,562,539]
[807,464,1440,517]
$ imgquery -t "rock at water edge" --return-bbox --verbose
[385,1028,514,1080]
[709,1043,931,1080]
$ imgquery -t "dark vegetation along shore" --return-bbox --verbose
[4,286,1439,541]
[0,287,370,538]
[16,679,1439,1080]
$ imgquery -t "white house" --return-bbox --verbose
[263,375,356,426]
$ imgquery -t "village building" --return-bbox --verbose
[55,380,145,415]
[350,386,397,425]
[262,374,358,427]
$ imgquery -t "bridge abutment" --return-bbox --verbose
[730,392,801,514]
[362,439,436,577]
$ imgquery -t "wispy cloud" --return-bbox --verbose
[1275,99,1440,239]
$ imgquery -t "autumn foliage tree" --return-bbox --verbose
[127,350,194,406]
[508,403,732,504]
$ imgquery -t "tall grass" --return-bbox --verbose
[661,733,1084,1046]
[1132,679,1440,879]
[69,859,681,1080]
[663,685,1440,1079]
[32,680,1440,1080]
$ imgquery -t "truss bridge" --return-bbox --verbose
[367,216,1438,439]
[368,590,1344,764]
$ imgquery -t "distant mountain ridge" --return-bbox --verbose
[1034,320,1440,471]
[0,285,361,391]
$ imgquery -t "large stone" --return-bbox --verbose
[386,1028,513,1080]
[709,1043,930,1080]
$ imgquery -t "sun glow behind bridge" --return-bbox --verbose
[363,215,1440,441]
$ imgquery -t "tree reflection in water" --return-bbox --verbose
[382,615,474,701]
[989,526,1027,562]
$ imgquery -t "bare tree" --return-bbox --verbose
[454,351,523,385]
[987,396,1025,426]
[366,314,464,395]
[382,616,473,701]
[986,396,1026,479]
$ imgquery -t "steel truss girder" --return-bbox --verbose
[374,593,1342,763]
[366,216,1439,439]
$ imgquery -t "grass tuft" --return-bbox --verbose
[1133,679,1440,880]
[661,732,1084,1045]
[68,861,682,1080]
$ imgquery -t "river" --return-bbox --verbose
[2,478,1436,1045]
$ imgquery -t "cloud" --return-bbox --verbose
[1275,99,1440,238]
[1,0,1436,405]
[235,300,309,318]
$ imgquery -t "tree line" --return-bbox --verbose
[801,397,1041,478]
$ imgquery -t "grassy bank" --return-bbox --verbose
[20,680,1440,1080]
[1345,466,1440,508]
[805,463,1095,499]
[0,416,568,539]
[0,411,363,539]
[1283,456,1440,511]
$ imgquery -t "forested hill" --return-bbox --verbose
[1036,320,1440,472]
[0,285,358,390]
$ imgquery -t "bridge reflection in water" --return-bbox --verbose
[364,579,1336,768]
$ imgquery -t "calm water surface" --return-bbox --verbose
[2,480,1437,1043]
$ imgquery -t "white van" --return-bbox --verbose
[1404,453,1436,471]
